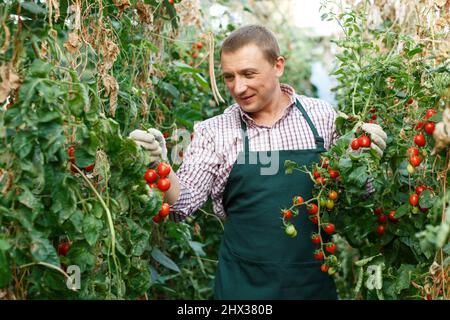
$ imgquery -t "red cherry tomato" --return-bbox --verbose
[157,178,171,191]
[157,163,171,178]
[414,134,426,147]
[144,169,158,183]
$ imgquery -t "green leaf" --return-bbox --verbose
[174,61,202,74]
[419,189,433,209]
[0,250,11,288]
[193,73,209,90]
[188,241,206,257]
[284,160,298,175]
[347,165,368,188]
[83,215,103,247]
[29,232,59,266]
[18,188,40,210]
[12,130,34,159]
[151,248,180,273]
[395,264,415,293]
[407,47,423,58]
[21,2,47,15]
[394,204,409,219]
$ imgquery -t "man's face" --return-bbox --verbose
[221,44,285,113]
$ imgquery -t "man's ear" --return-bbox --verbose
[274,56,285,77]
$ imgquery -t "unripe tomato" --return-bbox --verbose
[144,169,158,183]
[157,162,171,178]
[325,199,335,210]
[285,224,297,237]
[414,134,426,147]
[157,178,171,191]
[319,198,327,207]
[407,164,415,174]
[328,191,338,201]
[328,267,337,275]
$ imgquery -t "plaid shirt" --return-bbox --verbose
[170,84,344,221]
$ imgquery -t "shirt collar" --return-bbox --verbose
[238,83,297,127]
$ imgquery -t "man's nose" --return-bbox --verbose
[234,77,247,95]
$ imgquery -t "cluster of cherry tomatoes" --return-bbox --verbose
[281,157,341,275]
[373,207,399,236]
[350,134,371,151]
[406,108,437,173]
[67,145,95,174]
[144,162,172,223]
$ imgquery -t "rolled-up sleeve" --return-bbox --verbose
[170,122,221,222]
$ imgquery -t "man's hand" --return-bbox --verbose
[361,123,388,157]
[129,128,168,163]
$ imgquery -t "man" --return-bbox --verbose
[130,25,387,299]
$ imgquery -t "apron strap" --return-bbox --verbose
[294,98,325,150]
[238,97,325,152]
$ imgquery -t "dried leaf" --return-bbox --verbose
[64,32,81,55]
[102,75,118,118]
[136,1,153,24]
[113,0,131,15]
[0,21,10,54]
[0,63,20,104]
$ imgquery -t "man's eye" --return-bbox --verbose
[224,75,234,81]
[244,74,255,78]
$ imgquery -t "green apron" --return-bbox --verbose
[214,98,338,300]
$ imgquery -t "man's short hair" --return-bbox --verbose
[220,25,281,64]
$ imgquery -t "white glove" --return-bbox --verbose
[129,128,168,163]
[360,123,388,157]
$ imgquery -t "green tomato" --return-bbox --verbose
[319,198,327,207]
[328,255,338,264]
[328,267,337,275]
[407,164,415,175]
[412,206,420,214]
[285,224,297,238]
[326,199,335,210]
